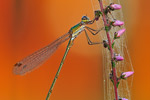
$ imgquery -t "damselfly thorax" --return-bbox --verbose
[13,15,104,100]
[13,15,104,75]
[69,22,85,40]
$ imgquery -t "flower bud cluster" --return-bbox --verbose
[100,3,134,100]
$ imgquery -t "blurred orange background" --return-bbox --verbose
[0,0,149,100]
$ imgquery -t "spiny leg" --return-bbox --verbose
[46,38,73,100]
[85,26,104,35]
[84,29,103,45]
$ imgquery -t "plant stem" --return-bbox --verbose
[98,0,119,100]
[46,38,72,100]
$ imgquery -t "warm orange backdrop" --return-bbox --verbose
[0,0,149,100]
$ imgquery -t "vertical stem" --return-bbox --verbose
[98,0,118,100]
[46,38,72,100]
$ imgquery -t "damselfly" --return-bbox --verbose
[13,15,103,100]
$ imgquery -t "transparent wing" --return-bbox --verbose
[13,33,70,75]
[91,0,134,99]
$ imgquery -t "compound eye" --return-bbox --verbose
[82,16,88,20]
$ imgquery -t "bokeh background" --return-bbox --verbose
[0,0,149,100]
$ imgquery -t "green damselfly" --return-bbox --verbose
[13,15,103,100]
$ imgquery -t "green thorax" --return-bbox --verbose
[70,23,82,33]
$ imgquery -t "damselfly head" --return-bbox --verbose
[81,16,90,23]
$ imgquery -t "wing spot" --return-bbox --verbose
[14,62,22,67]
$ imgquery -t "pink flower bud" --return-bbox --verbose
[117,28,125,37]
[121,71,134,79]
[110,4,122,10]
[112,20,124,26]
[114,28,126,39]
[115,55,124,61]
[122,98,128,100]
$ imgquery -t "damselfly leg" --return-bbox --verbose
[13,15,104,100]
